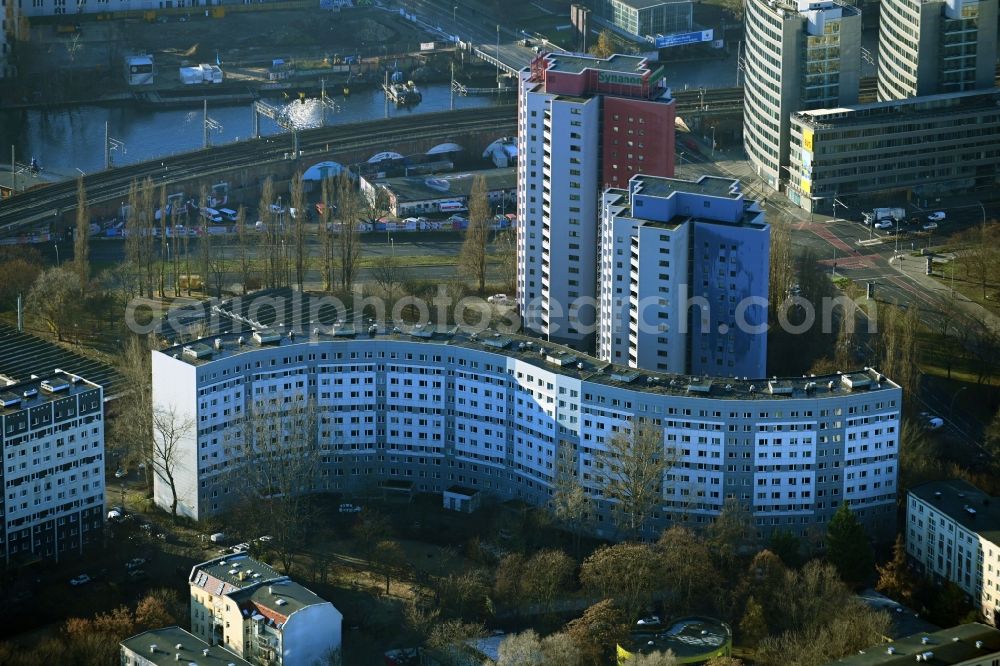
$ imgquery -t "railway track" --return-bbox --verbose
[0,106,517,239]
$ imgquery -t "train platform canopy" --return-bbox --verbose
[0,324,121,398]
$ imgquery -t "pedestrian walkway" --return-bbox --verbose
[894,250,1000,332]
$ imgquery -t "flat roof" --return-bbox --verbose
[120,626,251,666]
[623,617,731,658]
[230,579,328,621]
[605,175,767,229]
[830,623,1000,665]
[155,294,900,401]
[794,88,1000,129]
[544,52,650,75]
[909,480,1000,546]
[373,167,515,203]
[189,553,284,597]
[0,323,120,397]
[633,174,744,200]
[609,0,684,10]
[0,370,102,417]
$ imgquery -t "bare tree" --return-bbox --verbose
[73,176,90,291]
[140,178,156,298]
[236,205,251,294]
[171,203,181,296]
[580,542,663,620]
[125,180,142,293]
[595,419,670,536]
[589,29,615,58]
[27,266,82,341]
[291,171,306,291]
[335,173,362,291]
[371,254,405,301]
[229,395,322,573]
[550,439,590,558]
[259,177,279,289]
[494,226,517,294]
[768,219,793,317]
[151,405,194,517]
[320,176,335,292]
[198,186,213,296]
[157,186,167,297]
[108,336,154,487]
[362,183,391,226]
[459,175,491,294]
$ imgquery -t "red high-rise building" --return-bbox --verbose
[517,52,675,346]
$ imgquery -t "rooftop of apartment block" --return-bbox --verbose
[189,553,283,597]
[120,626,251,666]
[910,479,1000,545]
[0,369,102,417]
[604,175,767,229]
[229,579,329,624]
[154,291,900,402]
[543,52,651,75]
[828,622,1000,665]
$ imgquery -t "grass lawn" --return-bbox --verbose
[927,256,1000,316]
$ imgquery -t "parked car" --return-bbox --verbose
[487,293,510,305]
[69,574,91,586]
[232,542,250,553]
[922,221,939,231]
[258,535,274,543]
[927,211,947,222]
[925,416,945,430]
[114,468,127,478]
[874,219,894,230]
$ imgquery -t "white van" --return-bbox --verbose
[218,208,238,222]
[200,207,223,224]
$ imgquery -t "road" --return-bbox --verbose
[401,0,546,75]
[0,106,516,241]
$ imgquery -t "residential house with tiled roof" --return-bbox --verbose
[188,553,342,666]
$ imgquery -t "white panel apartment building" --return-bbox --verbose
[906,480,1000,625]
[0,370,104,564]
[598,174,769,378]
[152,323,901,541]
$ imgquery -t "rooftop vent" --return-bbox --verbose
[886,646,896,654]
[40,378,70,393]
[275,598,287,606]
[934,491,942,499]
[214,338,223,350]
[203,649,210,657]
[174,654,181,662]
[150,645,158,654]
[176,644,183,650]
[977,640,984,649]
[921,637,931,645]
[237,336,245,346]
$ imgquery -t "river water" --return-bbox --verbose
[0,82,508,177]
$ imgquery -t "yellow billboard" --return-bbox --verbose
[802,128,814,152]
[801,179,811,194]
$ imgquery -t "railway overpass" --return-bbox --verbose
[0,107,517,242]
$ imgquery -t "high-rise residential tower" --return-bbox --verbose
[743,0,861,189]
[877,0,997,101]
[517,52,676,346]
[598,174,770,378]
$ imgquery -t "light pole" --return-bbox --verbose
[496,24,500,83]
[53,242,59,266]
[453,5,457,33]
[710,125,716,158]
